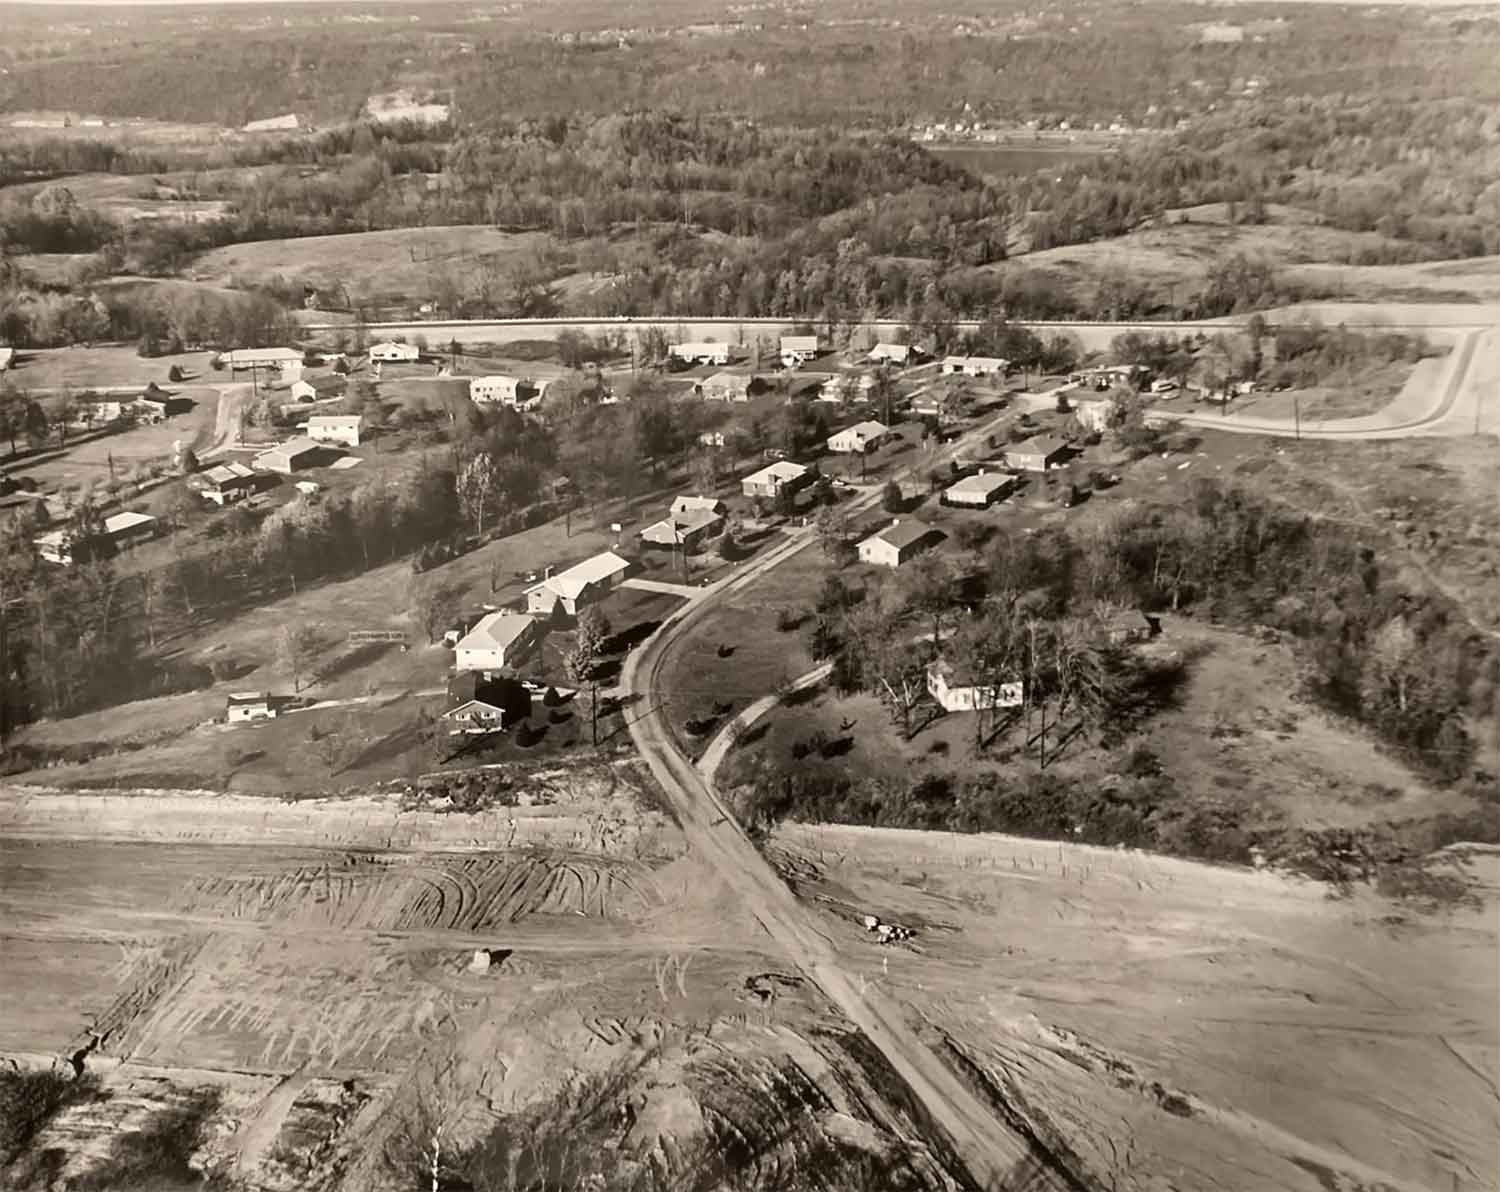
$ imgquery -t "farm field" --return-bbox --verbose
[189,227,562,304]
[773,820,1500,1192]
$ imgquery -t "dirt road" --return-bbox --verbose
[623,411,1083,1189]
[201,381,253,457]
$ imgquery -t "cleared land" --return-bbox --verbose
[189,227,561,303]
[773,822,1499,1192]
[0,787,977,1192]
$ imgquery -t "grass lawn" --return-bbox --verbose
[1223,356,1427,422]
[659,540,826,755]
[1,344,219,392]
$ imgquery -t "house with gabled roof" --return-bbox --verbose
[454,611,542,673]
[857,518,945,569]
[525,550,631,618]
[443,672,531,733]
[741,460,812,501]
[926,659,1023,714]
[827,420,890,454]
[942,470,1015,508]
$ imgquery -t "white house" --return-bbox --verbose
[306,415,363,448]
[868,343,913,367]
[640,507,723,551]
[0,347,14,371]
[103,511,158,550]
[741,459,811,501]
[369,341,421,363]
[525,550,631,618]
[942,470,1015,508]
[941,355,1007,377]
[780,335,819,367]
[453,611,541,672]
[856,519,944,569]
[469,374,537,406]
[699,371,754,402]
[226,692,277,722]
[220,347,302,371]
[827,420,890,454]
[926,660,1023,714]
[671,341,731,366]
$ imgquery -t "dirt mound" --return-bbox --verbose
[172,851,663,931]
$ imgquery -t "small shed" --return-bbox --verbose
[226,692,277,722]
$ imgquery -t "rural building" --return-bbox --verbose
[868,343,913,367]
[1006,436,1070,472]
[369,341,421,363]
[80,400,123,426]
[941,356,1007,378]
[199,462,257,505]
[698,372,755,402]
[640,506,724,551]
[35,511,158,565]
[698,430,727,448]
[671,342,731,366]
[741,460,812,502]
[670,495,727,519]
[942,470,1015,508]
[226,692,277,722]
[289,375,345,403]
[469,374,538,406]
[780,335,820,367]
[0,347,13,371]
[255,437,323,474]
[827,420,890,454]
[820,372,875,403]
[453,611,542,672]
[306,415,363,448]
[1101,610,1163,646]
[129,385,189,420]
[1074,364,1146,391]
[103,511,158,550]
[525,550,631,618]
[442,672,531,733]
[926,660,1023,714]
[856,519,945,569]
[243,113,300,133]
[220,347,302,371]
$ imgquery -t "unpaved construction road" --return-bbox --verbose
[623,408,1083,1189]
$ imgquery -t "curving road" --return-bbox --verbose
[622,409,1082,1190]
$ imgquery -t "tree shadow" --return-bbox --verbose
[738,721,771,748]
[780,684,820,709]
[607,620,661,654]
[819,736,854,759]
[318,641,396,684]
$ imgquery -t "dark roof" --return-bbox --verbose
[1014,435,1069,458]
[876,520,945,551]
[447,671,529,706]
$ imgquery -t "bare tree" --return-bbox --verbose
[276,622,323,695]
[565,605,610,746]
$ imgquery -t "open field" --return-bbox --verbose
[1007,207,1451,305]
[0,344,217,393]
[189,227,562,303]
[1286,254,1500,303]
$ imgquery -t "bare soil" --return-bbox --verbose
[772,822,1500,1192]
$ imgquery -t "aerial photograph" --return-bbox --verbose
[0,0,1495,1188]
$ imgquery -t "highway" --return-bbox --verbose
[622,407,1084,1190]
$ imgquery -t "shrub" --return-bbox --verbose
[167,364,184,383]
[774,606,801,632]
[882,481,903,513]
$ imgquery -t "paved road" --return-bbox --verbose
[1150,323,1497,441]
[622,407,1079,1190]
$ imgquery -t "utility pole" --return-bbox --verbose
[1294,392,1301,441]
